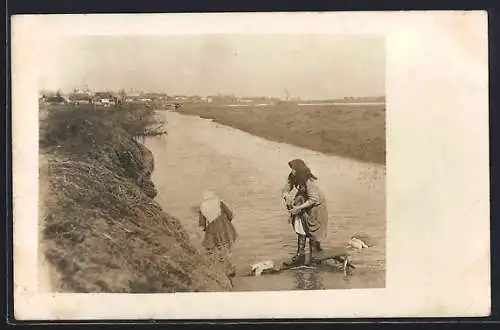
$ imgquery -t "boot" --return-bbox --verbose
[308,239,314,265]
[308,239,323,265]
[287,235,301,261]
[283,236,301,267]
[284,235,306,267]
[313,240,323,252]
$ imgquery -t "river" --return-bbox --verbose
[146,110,386,291]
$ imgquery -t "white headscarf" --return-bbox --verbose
[200,190,221,223]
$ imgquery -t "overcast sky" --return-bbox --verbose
[40,34,385,99]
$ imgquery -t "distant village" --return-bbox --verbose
[40,86,284,109]
[39,86,385,109]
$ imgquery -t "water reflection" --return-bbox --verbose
[294,269,324,290]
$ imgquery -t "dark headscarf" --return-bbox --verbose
[288,159,317,187]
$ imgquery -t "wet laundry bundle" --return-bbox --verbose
[250,260,276,276]
[346,237,370,250]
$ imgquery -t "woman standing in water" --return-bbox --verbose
[198,191,238,277]
[282,159,329,267]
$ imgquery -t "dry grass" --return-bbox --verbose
[40,106,166,153]
[181,103,386,164]
[39,105,232,292]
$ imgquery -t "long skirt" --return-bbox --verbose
[206,241,236,277]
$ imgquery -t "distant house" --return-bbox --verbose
[93,92,117,107]
[171,95,188,102]
[144,93,168,101]
[187,95,203,102]
[68,93,93,105]
[123,92,167,104]
[123,92,139,103]
[125,97,138,103]
[72,86,92,96]
[42,95,67,105]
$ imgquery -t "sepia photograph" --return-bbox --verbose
[12,12,489,320]
[38,34,386,293]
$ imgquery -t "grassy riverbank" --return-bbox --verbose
[180,102,386,165]
[39,105,232,292]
